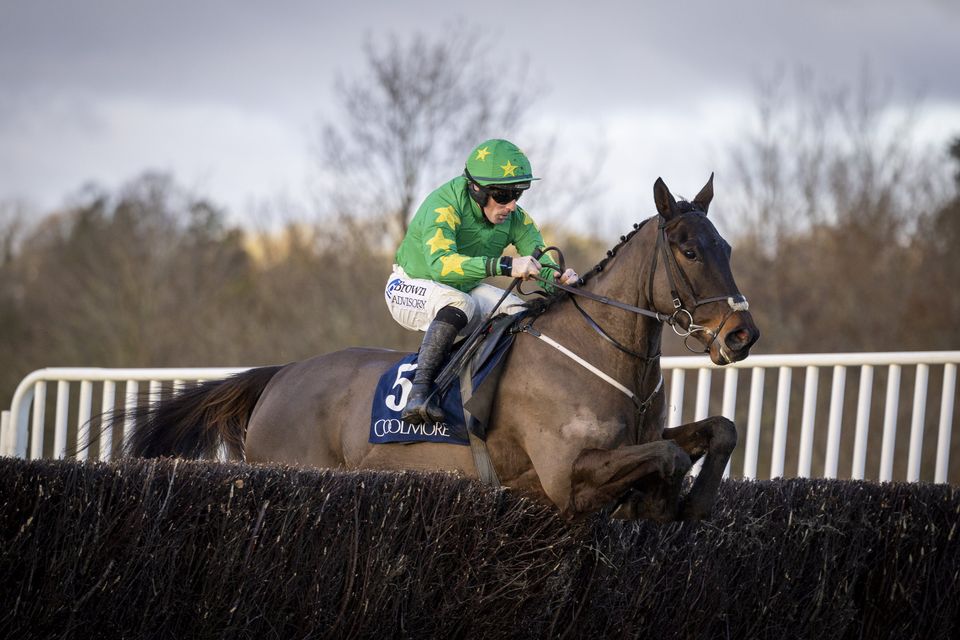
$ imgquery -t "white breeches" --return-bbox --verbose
[385,265,526,334]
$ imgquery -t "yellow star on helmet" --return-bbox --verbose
[500,160,518,177]
[426,228,455,254]
[475,147,491,161]
[440,253,469,276]
[434,206,460,230]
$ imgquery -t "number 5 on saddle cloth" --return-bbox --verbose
[369,313,519,446]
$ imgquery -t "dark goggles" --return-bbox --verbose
[486,186,524,204]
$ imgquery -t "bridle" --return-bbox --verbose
[649,212,750,358]
[524,211,749,363]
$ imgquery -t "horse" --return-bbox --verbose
[125,175,759,521]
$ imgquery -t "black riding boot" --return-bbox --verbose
[402,306,467,425]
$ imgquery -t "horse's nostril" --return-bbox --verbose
[726,328,756,350]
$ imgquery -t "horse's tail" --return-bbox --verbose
[123,365,283,460]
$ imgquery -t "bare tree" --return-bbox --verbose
[315,28,537,246]
[910,136,960,349]
[0,200,26,267]
[727,65,947,248]
[723,67,956,354]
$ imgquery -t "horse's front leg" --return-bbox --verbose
[661,416,737,520]
[566,441,691,521]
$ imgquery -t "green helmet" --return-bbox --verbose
[464,139,539,188]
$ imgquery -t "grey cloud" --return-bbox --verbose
[2,0,957,112]
[0,0,957,213]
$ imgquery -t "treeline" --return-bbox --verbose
[727,85,960,354]
[2,144,959,425]
[2,142,957,407]
[0,174,415,405]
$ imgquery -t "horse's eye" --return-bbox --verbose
[682,249,697,261]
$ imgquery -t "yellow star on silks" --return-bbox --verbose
[500,160,518,177]
[475,146,491,161]
[522,211,536,226]
[434,206,461,230]
[440,253,469,276]
[425,228,455,254]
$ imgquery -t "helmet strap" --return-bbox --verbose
[464,167,489,208]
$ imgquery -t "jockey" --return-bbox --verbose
[386,138,579,425]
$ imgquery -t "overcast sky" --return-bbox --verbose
[1,0,958,232]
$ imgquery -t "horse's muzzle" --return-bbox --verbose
[715,312,760,364]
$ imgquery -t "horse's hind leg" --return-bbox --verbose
[662,416,737,520]
[566,440,691,521]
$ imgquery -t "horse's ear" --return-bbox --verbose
[654,177,679,220]
[692,172,714,214]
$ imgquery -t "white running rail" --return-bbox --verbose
[2,352,958,483]
[1,367,248,462]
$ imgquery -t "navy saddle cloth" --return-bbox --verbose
[369,314,518,446]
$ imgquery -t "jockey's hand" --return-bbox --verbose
[555,268,580,286]
[511,255,542,280]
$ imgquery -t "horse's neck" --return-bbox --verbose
[589,225,667,440]
[541,223,664,395]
